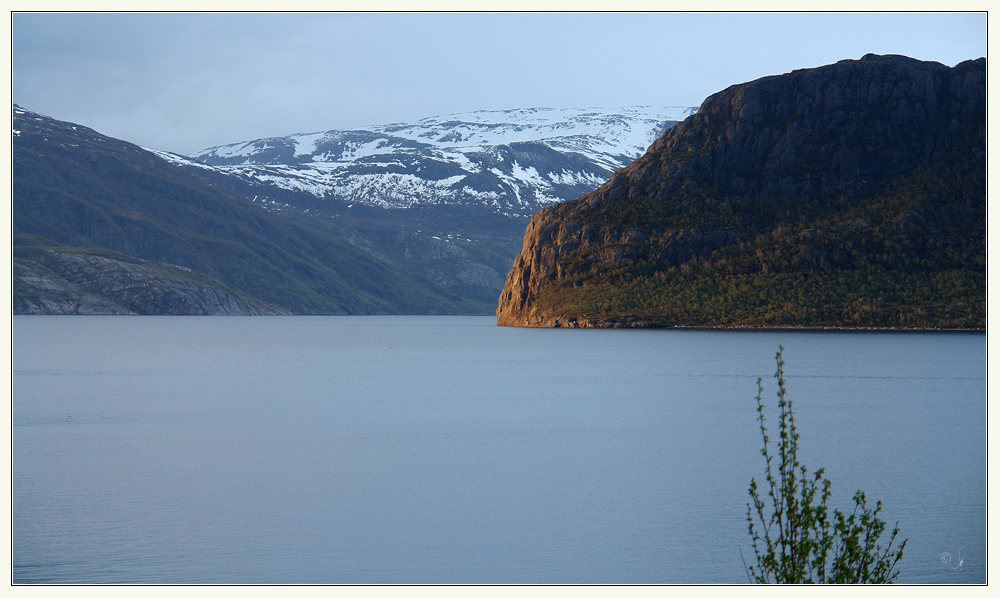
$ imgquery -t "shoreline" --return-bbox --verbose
[499,316,986,332]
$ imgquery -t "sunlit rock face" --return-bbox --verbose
[497,55,986,328]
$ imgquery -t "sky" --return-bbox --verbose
[10,11,988,156]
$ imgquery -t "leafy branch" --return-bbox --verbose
[745,347,906,583]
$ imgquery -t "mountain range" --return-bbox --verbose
[12,105,692,313]
[169,106,696,215]
[12,105,486,315]
[155,106,695,305]
[13,54,985,326]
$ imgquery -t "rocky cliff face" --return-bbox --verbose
[497,55,986,328]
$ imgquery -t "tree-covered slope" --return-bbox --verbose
[12,105,488,315]
[497,55,985,328]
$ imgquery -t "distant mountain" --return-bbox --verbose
[176,107,696,215]
[497,55,986,329]
[12,105,487,315]
[152,106,695,304]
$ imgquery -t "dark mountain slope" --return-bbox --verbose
[496,55,985,328]
[12,106,488,315]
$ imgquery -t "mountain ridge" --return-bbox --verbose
[12,105,488,315]
[174,106,696,215]
[151,106,696,305]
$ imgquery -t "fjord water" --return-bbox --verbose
[12,316,985,584]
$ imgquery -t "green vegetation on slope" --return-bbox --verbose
[538,269,982,329]
[533,163,985,328]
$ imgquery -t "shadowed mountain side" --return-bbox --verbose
[12,106,489,315]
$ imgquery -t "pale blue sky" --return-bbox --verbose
[11,12,987,155]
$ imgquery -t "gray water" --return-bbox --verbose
[11,316,985,584]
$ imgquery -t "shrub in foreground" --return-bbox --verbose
[745,347,906,583]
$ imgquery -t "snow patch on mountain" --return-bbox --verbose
[171,106,697,216]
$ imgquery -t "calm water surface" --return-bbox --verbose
[11,316,985,584]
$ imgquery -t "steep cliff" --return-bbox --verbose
[497,55,986,328]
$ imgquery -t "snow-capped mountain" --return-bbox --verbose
[166,106,697,217]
